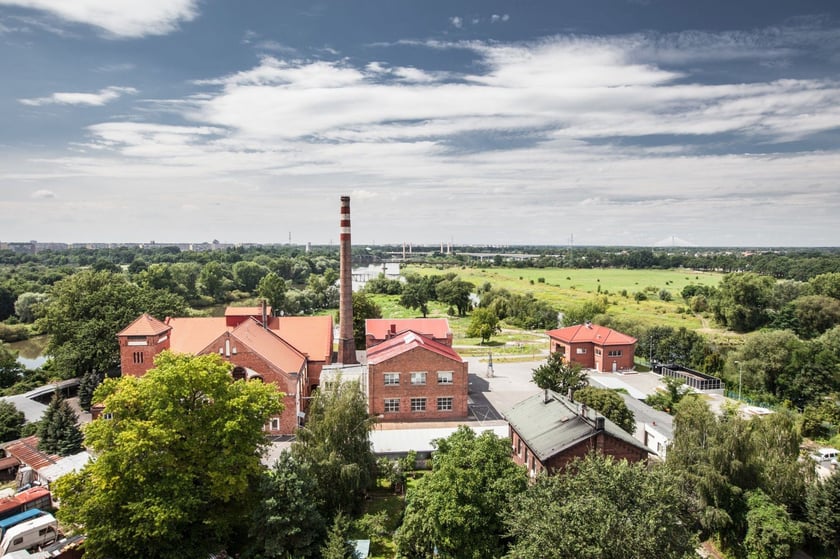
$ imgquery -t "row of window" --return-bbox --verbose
[383,371,454,386]
[384,397,453,413]
[594,348,623,357]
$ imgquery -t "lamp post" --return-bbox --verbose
[734,360,743,402]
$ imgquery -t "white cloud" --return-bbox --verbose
[0,0,198,38]
[31,189,56,199]
[490,14,509,23]
[449,16,463,29]
[19,86,137,106]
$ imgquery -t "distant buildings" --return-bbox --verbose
[547,323,637,372]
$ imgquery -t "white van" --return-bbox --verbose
[0,514,58,555]
[812,448,840,463]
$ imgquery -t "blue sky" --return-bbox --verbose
[1,0,839,247]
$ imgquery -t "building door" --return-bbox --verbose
[612,361,617,372]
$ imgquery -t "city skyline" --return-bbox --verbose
[1,0,840,247]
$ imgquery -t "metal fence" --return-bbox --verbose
[659,366,724,392]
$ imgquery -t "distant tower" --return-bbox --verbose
[338,196,357,364]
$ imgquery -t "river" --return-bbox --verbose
[8,336,49,369]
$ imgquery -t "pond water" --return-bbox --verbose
[8,336,49,370]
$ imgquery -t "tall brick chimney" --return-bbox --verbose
[338,196,357,364]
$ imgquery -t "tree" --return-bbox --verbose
[349,292,381,349]
[730,329,803,401]
[505,454,698,559]
[435,278,474,316]
[248,451,326,559]
[37,392,83,456]
[257,272,287,314]
[789,295,840,339]
[14,292,47,323]
[646,376,692,414]
[321,513,357,559]
[400,279,432,318]
[0,401,25,442]
[743,490,803,559]
[562,296,608,326]
[574,386,635,433]
[531,351,587,397]
[233,261,270,293]
[809,272,840,300]
[806,471,840,559]
[711,272,775,332]
[198,261,230,302]
[39,270,186,378]
[78,370,105,412]
[466,307,500,344]
[396,426,528,559]
[53,352,283,559]
[291,379,375,519]
[0,341,24,388]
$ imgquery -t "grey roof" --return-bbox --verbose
[588,378,674,440]
[370,424,509,455]
[504,390,649,461]
[0,379,81,424]
[37,451,91,483]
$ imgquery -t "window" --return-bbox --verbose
[437,397,453,411]
[516,438,522,456]
[383,372,399,386]
[13,537,22,545]
[595,348,602,356]
[576,347,587,355]
[132,351,144,364]
[270,418,280,431]
[103,412,114,420]
[555,344,566,355]
[437,371,453,384]
[384,399,400,413]
[608,350,623,357]
[410,371,427,385]
[410,398,426,412]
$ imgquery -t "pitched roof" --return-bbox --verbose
[165,317,228,354]
[504,391,648,461]
[547,324,637,346]
[224,306,271,317]
[366,330,463,365]
[365,318,451,340]
[230,319,306,374]
[269,315,333,361]
[117,313,172,337]
[3,436,61,470]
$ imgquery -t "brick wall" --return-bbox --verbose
[118,333,169,377]
[369,346,468,421]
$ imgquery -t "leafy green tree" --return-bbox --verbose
[743,490,803,559]
[574,386,635,433]
[531,351,587,397]
[14,292,47,323]
[466,307,500,344]
[711,272,775,332]
[291,379,375,519]
[38,392,83,456]
[53,352,283,559]
[396,426,528,559]
[646,376,692,414]
[435,278,474,316]
[730,329,804,401]
[348,292,381,349]
[400,278,433,318]
[139,263,177,292]
[806,471,840,559]
[0,401,25,442]
[78,370,104,412]
[257,272,287,314]
[562,296,608,326]
[247,451,326,559]
[39,270,186,378]
[198,261,231,302]
[505,454,698,559]
[233,261,270,293]
[789,295,840,339]
[0,342,24,388]
[321,513,357,559]
[801,393,840,439]
[809,272,840,300]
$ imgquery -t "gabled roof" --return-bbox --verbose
[365,318,451,340]
[229,318,306,374]
[504,390,648,461]
[117,313,172,337]
[366,330,463,365]
[224,306,271,317]
[166,317,228,354]
[547,324,637,346]
[3,436,60,470]
[269,315,333,361]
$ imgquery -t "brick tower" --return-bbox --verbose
[337,196,357,364]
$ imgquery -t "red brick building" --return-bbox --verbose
[117,308,333,435]
[547,323,637,372]
[366,330,468,421]
[365,318,453,349]
[505,390,649,477]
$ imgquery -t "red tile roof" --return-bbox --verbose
[547,324,637,346]
[269,316,333,362]
[367,330,463,365]
[365,318,451,340]
[3,436,60,470]
[224,306,271,317]
[166,317,228,354]
[117,313,172,337]
[231,319,306,374]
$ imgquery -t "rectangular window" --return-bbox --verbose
[437,397,453,411]
[555,344,566,355]
[410,371,427,385]
[595,348,602,356]
[384,399,400,413]
[608,350,623,357]
[383,372,399,386]
[516,438,522,456]
[576,347,587,355]
[270,418,280,431]
[410,398,426,412]
[133,351,144,364]
[437,371,454,384]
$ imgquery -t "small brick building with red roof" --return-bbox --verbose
[117,308,333,435]
[547,323,637,372]
[365,318,453,349]
[367,330,468,421]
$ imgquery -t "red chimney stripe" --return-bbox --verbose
[340,233,351,240]
[340,206,350,214]
[340,219,351,227]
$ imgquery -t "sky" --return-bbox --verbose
[1,0,840,247]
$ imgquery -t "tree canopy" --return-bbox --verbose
[53,352,283,559]
[574,386,635,433]
[531,351,587,397]
[37,392,83,456]
[466,307,500,344]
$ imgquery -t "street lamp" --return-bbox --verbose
[734,360,743,402]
